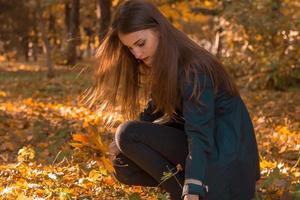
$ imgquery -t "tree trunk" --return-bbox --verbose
[32,12,39,62]
[33,26,39,61]
[65,1,71,34]
[96,0,111,43]
[67,0,80,66]
[36,2,54,78]
[21,36,29,61]
[49,10,57,46]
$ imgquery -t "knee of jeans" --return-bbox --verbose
[114,120,139,153]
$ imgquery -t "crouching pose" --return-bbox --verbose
[88,0,260,199]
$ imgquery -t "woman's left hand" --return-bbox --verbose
[183,194,199,200]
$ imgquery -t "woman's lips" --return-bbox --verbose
[142,57,149,62]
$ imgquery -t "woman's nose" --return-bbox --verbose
[132,49,143,59]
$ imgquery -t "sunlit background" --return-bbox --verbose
[0,0,299,199]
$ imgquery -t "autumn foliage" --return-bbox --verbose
[0,61,299,199]
[0,0,299,199]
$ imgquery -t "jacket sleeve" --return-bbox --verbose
[181,73,215,198]
[139,99,164,122]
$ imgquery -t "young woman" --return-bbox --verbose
[86,0,260,199]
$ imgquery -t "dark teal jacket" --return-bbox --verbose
[139,71,260,199]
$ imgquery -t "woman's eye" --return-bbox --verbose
[137,41,145,47]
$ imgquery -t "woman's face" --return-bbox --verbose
[118,29,159,66]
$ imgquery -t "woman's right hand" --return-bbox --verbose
[183,194,199,200]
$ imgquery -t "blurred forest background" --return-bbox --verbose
[0,0,299,199]
[0,0,299,88]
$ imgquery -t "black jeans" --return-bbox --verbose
[109,120,187,200]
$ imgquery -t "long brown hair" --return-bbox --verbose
[83,0,239,120]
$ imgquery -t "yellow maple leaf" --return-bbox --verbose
[69,142,85,148]
[0,91,7,97]
[72,133,89,144]
[276,126,294,135]
[17,146,35,163]
[100,156,115,174]
[103,176,115,186]
[23,98,33,105]
[94,135,109,153]
[260,159,277,170]
[89,169,102,182]
[87,127,109,153]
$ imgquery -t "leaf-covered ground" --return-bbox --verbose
[0,61,299,200]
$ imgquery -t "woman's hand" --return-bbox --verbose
[183,194,199,200]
